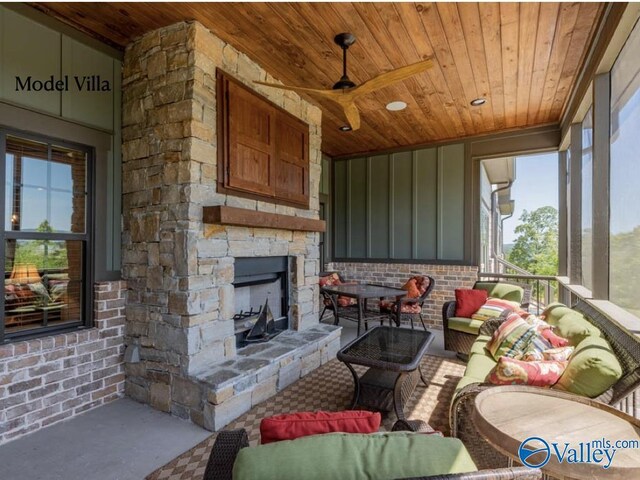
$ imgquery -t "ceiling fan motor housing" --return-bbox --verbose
[333,33,357,90]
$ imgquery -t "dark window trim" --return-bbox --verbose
[329,257,476,267]
[0,127,94,344]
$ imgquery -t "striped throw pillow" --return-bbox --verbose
[471,297,521,322]
[486,312,538,360]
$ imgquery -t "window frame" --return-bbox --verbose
[0,126,94,343]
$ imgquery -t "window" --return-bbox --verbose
[1,131,92,341]
[610,20,640,317]
[581,108,593,291]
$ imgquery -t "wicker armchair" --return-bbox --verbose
[203,428,541,480]
[450,300,640,470]
[380,275,436,331]
[443,281,532,357]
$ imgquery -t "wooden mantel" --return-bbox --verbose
[203,206,326,232]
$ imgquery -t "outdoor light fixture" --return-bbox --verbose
[386,101,407,111]
[470,98,487,106]
[339,125,352,132]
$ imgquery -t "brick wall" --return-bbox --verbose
[0,281,126,445]
[326,262,478,329]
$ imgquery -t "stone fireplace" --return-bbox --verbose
[120,21,340,431]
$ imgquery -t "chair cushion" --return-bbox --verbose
[470,334,492,356]
[319,273,341,287]
[554,335,622,398]
[232,432,478,480]
[553,312,601,346]
[465,352,498,381]
[447,316,485,335]
[379,300,421,314]
[487,357,567,387]
[471,298,521,322]
[473,282,524,303]
[486,312,537,360]
[260,411,381,444]
[454,289,488,318]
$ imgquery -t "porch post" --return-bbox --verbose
[592,72,611,299]
[568,123,583,285]
[558,150,568,277]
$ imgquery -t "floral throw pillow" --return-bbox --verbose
[487,357,567,387]
[486,312,538,360]
[543,346,574,362]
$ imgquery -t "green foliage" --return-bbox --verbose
[12,220,68,271]
[508,206,558,276]
[610,226,640,317]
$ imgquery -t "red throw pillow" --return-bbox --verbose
[319,273,341,287]
[541,328,569,348]
[260,410,381,444]
[487,357,567,387]
[454,289,488,317]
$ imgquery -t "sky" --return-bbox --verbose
[502,152,559,245]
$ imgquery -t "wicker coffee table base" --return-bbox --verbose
[344,363,428,421]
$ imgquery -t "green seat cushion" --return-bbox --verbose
[543,303,574,326]
[448,316,485,335]
[454,375,482,396]
[554,336,622,398]
[474,282,524,303]
[232,432,478,480]
[465,352,497,381]
[554,312,601,346]
[470,334,491,356]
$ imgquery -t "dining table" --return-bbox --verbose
[320,282,408,336]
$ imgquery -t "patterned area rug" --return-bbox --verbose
[146,354,465,480]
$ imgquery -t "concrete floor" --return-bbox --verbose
[0,319,455,480]
[0,398,211,480]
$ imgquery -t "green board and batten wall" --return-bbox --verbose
[0,5,122,279]
[332,143,465,262]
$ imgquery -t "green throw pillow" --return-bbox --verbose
[554,336,622,398]
[553,312,601,346]
[542,303,573,326]
[232,432,477,480]
[474,282,524,303]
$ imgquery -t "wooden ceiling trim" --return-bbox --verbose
[478,2,506,131]
[527,2,560,125]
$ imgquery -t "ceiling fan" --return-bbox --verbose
[255,33,433,131]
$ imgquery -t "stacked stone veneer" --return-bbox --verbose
[0,281,126,445]
[121,21,326,430]
[326,262,479,329]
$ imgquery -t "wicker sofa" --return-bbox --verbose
[443,281,532,357]
[204,428,541,480]
[450,300,640,469]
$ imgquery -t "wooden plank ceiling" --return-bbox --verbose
[31,2,605,157]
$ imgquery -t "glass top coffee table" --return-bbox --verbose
[337,326,434,422]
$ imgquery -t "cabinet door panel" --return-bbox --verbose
[227,81,275,196]
[275,112,309,205]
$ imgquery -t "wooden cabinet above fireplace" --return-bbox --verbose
[217,69,310,209]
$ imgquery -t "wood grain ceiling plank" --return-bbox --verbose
[352,2,441,141]
[549,2,604,122]
[527,2,560,125]
[457,2,496,132]
[393,2,467,138]
[413,2,476,135]
[500,3,520,129]
[534,2,581,124]
[478,2,506,131]
[515,2,540,126]
[436,3,487,133]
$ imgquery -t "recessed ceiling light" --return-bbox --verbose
[470,98,487,106]
[339,125,352,132]
[386,101,407,111]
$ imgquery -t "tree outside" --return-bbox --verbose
[508,206,559,276]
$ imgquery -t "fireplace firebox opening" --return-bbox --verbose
[233,256,290,348]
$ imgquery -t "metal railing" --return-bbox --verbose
[478,271,559,316]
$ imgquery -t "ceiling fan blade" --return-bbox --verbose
[254,81,342,100]
[342,102,361,131]
[351,59,434,97]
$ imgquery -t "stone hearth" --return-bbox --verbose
[120,20,326,430]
